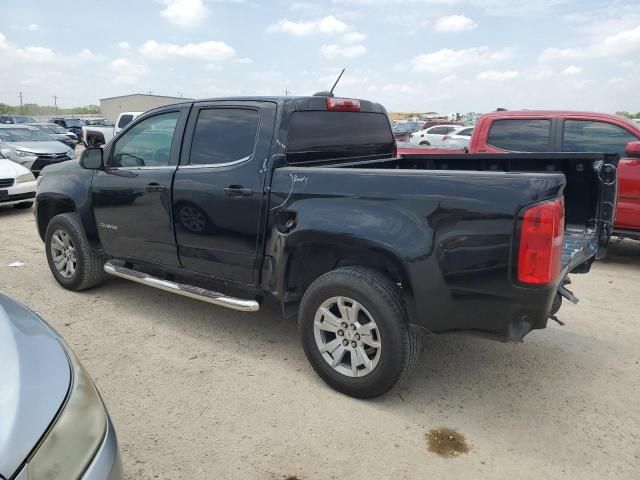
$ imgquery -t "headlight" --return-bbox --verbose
[14,149,34,158]
[67,149,76,159]
[24,340,107,479]
[16,172,35,183]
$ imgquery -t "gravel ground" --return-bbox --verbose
[1,205,639,480]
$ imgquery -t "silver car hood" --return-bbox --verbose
[5,141,70,154]
[0,293,70,479]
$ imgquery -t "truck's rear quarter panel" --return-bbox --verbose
[268,167,567,340]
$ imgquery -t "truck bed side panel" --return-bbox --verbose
[267,168,566,339]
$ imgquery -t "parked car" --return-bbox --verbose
[441,126,474,148]
[35,96,615,398]
[0,149,36,209]
[0,115,37,124]
[402,110,640,240]
[409,124,468,146]
[0,125,76,176]
[0,292,122,479]
[393,122,422,141]
[82,112,143,147]
[50,117,85,140]
[28,123,78,150]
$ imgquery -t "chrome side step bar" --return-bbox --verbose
[103,262,260,312]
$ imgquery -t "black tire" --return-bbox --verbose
[45,213,106,291]
[419,141,431,146]
[299,266,421,398]
[13,202,33,209]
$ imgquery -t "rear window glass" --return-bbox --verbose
[118,114,134,129]
[286,111,394,164]
[488,119,551,152]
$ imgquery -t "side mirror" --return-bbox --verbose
[79,148,103,170]
[625,141,640,159]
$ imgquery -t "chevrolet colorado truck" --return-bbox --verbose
[402,110,640,239]
[35,96,617,398]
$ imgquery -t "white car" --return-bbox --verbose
[82,111,143,147]
[410,125,466,146]
[0,150,37,209]
[441,126,475,148]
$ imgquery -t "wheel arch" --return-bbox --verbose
[36,196,77,241]
[279,238,416,323]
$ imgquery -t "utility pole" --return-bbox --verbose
[284,89,290,96]
[53,95,58,114]
[19,91,23,114]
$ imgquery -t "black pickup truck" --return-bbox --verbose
[35,96,617,398]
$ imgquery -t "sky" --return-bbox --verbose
[0,0,639,114]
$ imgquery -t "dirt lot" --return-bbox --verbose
[1,205,639,479]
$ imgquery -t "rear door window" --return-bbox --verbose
[458,128,474,136]
[287,111,394,164]
[487,119,552,152]
[188,108,260,165]
[562,120,638,156]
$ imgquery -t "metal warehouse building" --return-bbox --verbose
[100,94,192,121]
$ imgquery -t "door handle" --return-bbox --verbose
[144,183,167,193]
[224,186,253,196]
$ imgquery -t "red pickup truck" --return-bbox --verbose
[399,110,640,238]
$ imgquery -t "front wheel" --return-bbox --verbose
[299,266,421,398]
[419,141,431,146]
[45,213,106,291]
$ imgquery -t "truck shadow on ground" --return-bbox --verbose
[97,276,606,427]
[600,239,640,266]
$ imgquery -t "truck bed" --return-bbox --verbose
[269,152,618,339]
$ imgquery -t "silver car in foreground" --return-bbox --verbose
[0,293,122,480]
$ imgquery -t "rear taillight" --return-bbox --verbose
[517,198,565,285]
[326,97,361,112]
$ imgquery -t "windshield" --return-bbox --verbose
[65,119,84,127]
[0,127,52,142]
[13,116,37,123]
[46,124,68,133]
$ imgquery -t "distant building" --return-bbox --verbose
[100,94,192,121]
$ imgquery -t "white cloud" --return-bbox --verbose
[27,24,39,31]
[15,46,56,62]
[139,40,236,61]
[320,44,367,59]
[381,83,418,94]
[528,67,554,80]
[412,46,514,73]
[161,0,208,27]
[110,58,149,84]
[435,15,477,32]
[79,48,96,59]
[267,15,350,36]
[234,57,253,64]
[541,24,640,61]
[477,70,520,81]
[343,31,367,43]
[118,41,130,50]
[561,65,583,76]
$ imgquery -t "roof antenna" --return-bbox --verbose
[313,68,345,97]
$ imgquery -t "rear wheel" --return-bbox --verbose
[419,141,431,146]
[45,213,106,291]
[299,266,421,398]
